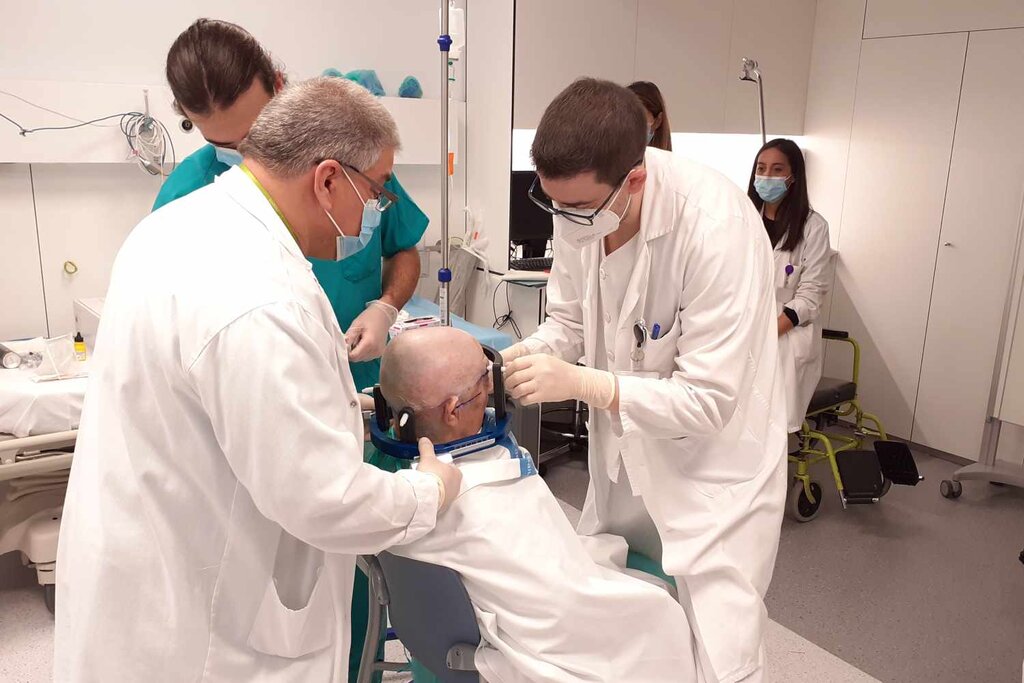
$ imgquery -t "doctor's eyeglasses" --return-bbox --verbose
[343,163,399,212]
[526,160,644,226]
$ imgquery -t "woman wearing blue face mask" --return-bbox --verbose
[748,138,835,433]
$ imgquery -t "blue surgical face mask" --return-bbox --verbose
[325,169,383,261]
[646,126,655,145]
[754,175,790,204]
[213,145,243,167]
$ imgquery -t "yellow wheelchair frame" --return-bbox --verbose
[788,330,896,522]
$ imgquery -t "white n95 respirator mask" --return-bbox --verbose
[556,188,631,250]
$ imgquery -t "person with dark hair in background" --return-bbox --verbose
[503,78,787,683]
[628,81,672,151]
[154,19,425,384]
[150,19,430,683]
[748,138,834,433]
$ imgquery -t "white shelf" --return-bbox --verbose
[0,80,459,167]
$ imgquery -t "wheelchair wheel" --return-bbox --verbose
[788,480,823,523]
[880,477,892,497]
[940,479,962,499]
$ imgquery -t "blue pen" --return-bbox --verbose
[651,323,661,340]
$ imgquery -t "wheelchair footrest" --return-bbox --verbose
[843,494,880,505]
[835,450,885,500]
[874,440,923,486]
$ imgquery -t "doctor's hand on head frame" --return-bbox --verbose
[505,354,618,410]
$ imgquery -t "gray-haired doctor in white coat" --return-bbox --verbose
[747,138,835,433]
[504,78,788,683]
[54,78,461,683]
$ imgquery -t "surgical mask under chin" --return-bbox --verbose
[754,175,790,204]
[556,188,631,249]
[325,206,379,261]
[213,145,243,167]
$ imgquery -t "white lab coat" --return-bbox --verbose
[390,435,698,683]
[773,211,835,432]
[53,167,441,683]
[527,148,788,683]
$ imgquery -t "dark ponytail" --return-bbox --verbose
[166,19,281,116]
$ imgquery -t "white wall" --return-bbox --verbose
[461,0,517,331]
[513,128,804,191]
[514,0,817,134]
[0,1,443,97]
[0,1,464,340]
[0,166,47,340]
[801,0,866,250]
[805,0,1024,466]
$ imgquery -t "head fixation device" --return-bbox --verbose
[370,345,511,460]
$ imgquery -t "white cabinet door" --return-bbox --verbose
[865,0,1024,38]
[915,29,1024,459]
[0,165,48,340]
[825,33,967,439]
[512,0,639,129]
[32,164,161,336]
[634,0,734,134]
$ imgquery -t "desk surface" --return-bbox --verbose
[502,270,550,286]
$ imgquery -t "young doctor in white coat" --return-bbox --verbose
[747,138,835,432]
[503,78,789,683]
[53,78,461,683]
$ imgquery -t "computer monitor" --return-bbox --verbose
[509,171,553,258]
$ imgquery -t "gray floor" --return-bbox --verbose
[542,449,1024,683]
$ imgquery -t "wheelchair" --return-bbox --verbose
[356,554,478,683]
[787,329,922,522]
[355,549,678,683]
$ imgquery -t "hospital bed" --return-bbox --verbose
[0,345,86,613]
[787,329,922,522]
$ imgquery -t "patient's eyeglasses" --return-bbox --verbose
[452,365,493,412]
[419,363,491,414]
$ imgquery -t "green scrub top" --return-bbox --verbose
[153,144,429,393]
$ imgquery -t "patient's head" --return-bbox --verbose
[379,327,493,444]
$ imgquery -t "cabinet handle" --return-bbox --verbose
[943,242,954,247]
[63,260,78,275]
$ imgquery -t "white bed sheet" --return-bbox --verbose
[0,339,87,437]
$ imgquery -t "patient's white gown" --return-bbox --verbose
[390,434,699,683]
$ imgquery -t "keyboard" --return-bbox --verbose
[509,257,553,271]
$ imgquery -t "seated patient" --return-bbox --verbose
[380,327,698,683]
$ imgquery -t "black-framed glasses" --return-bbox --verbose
[343,163,399,212]
[526,159,643,226]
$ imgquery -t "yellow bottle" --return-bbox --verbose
[74,332,87,362]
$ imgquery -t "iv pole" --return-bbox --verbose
[437,1,453,325]
[740,58,766,145]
